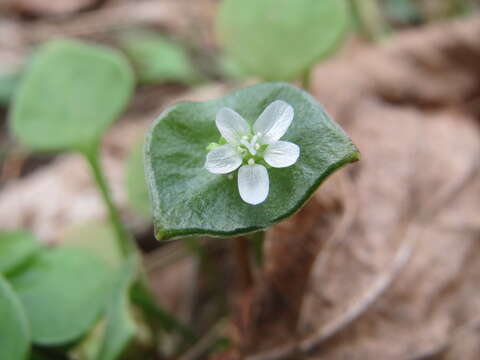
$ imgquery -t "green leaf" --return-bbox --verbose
[0,230,40,275]
[62,221,122,268]
[219,56,247,82]
[120,31,199,85]
[216,0,350,81]
[125,140,151,217]
[0,275,30,360]
[10,39,134,152]
[145,82,359,240]
[96,255,138,360]
[10,248,114,345]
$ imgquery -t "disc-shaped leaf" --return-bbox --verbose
[0,276,30,360]
[120,31,199,85]
[62,221,122,268]
[10,39,134,152]
[216,0,350,81]
[10,248,114,345]
[0,230,40,275]
[145,82,359,240]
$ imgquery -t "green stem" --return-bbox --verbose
[349,0,390,42]
[301,68,312,91]
[83,146,134,258]
[132,281,197,345]
[251,231,265,266]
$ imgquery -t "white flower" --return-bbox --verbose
[205,100,300,205]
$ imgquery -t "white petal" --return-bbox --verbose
[205,144,242,174]
[216,107,250,144]
[238,164,269,205]
[253,100,294,143]
[264,141,300,168]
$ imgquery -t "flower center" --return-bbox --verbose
[239,133,261,156]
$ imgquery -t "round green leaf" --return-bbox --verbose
[216,0,350,81]
[125,140,151,217]
[10,39,135,152]
[62,221,122,268]
[120,31,199,85]
[145,82,359,240]
[0,230,40,275]
[10,248,114,345]
[0,276,30,360]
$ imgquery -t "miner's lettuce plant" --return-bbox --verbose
[2,2,359,356]
[145,82,358,240]
[4,39,187,360]
[11,39,135,257]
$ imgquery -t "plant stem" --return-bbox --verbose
[234,237,253,291]
[132,281,197,345]
[349,0,390,42]
[84,146,134,258]
[84,145,191,351]
[301,68,312,91]
[251,231,265,266]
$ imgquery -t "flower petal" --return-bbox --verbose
[264,141,300,168]
[253,100,294,143]
[205,144,242,174]
[216,107,250,144]
[238,164,269,205]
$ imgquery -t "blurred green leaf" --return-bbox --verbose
[216,0,350,81]
[0,230,40,275]
[96,255,138,360]
[62,221,122,268]
[219,56,247,82]
[120,31,200,85]
[0,275,30,360]
[10,39,134,152]
[125,140,151,218]
[145,82,359,240]
[10,248,114,345]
